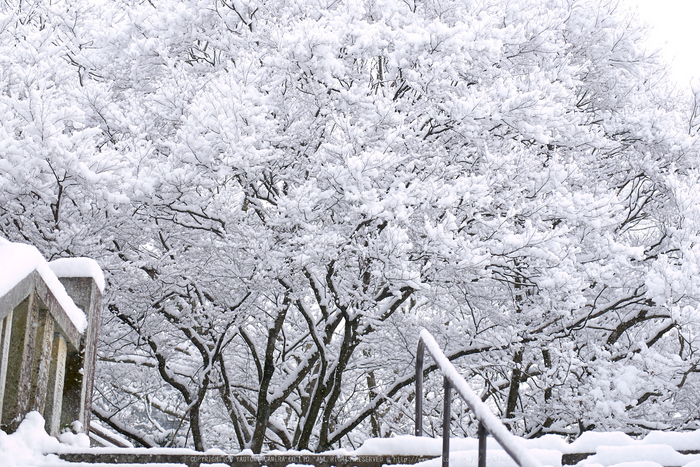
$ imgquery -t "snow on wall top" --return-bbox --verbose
[49,258,105,293]
[0,238,88,332]
[0,237,40,298]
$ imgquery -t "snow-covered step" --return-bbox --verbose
[353,433,700,467]
[566,444,700,466]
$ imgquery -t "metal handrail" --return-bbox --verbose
[415,330,542,467]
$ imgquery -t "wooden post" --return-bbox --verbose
[1,292,40,432]
[44,333,67,436]
[442,377,451,467]
[29,308,55,414]
[477,421,487,467]
[58,277,101,432]
[0,310,13,423]
[415,339,425,437]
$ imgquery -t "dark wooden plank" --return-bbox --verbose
[59,453,437,467]
[562,452,591,465]
[57,448,700,467]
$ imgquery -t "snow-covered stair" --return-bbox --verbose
[50,434,700,467]
[352,432,700,467]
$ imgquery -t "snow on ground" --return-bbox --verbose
[0,412,87,467]
[6,412,700,467]
[578,445,700,465]
[354,434,700,467]
[398,449,561,467]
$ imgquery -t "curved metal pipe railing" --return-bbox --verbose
[415,330,542,467]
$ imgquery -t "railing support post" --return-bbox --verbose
[415,340,425,437]
[0,310,13,423]
[478,421,487,467]
[442,377,451,467]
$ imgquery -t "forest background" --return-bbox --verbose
[1,0,700,454]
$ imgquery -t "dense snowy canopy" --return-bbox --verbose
[1,0,700,453]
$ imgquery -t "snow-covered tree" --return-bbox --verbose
[2,0,700,452]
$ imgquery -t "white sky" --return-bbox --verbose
[628,0,700,85]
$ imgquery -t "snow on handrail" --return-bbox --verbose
[415,329,542,467]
